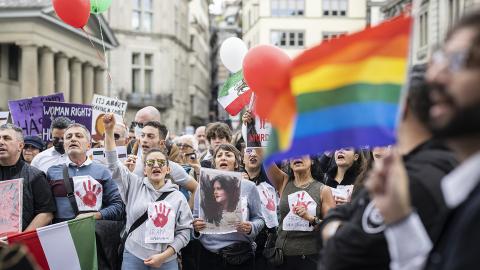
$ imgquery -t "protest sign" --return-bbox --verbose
[199,168,242,234]
[283,191,317,231]
[242,115,271,147]
[0,112,9,125]
[331,185,354,202]
[0,179,23,237]
[42,101,92,142]
[257,182,279,228]
[145,200,176,244]
[91,95,127,140]
[8,93,64,136]
[88,146,127,164]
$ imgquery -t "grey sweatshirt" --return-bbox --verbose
[193,178,265,252]
[106,150,193,261]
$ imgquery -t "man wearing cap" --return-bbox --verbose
[22,136,44,164]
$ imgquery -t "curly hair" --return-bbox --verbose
[200,174,241,226]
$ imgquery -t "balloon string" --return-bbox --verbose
[96,14,110,81]
[81,27,112,82]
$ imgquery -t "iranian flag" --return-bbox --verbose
[218,71,253,116]
[8,217,97,270]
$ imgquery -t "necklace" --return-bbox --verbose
[294,179,314,189]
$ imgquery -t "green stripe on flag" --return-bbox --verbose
[68,217,98,270]
[218,71,245,98]
[296,83,401,113]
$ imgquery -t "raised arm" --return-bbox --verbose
[266,163,289,195]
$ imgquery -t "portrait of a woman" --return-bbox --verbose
[200,174,240,226]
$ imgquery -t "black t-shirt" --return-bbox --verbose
[0,159,57,230]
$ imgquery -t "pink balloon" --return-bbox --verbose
[52,0,90,28]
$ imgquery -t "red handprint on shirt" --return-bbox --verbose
[75,180,102,207]
[262,190,276,212]
[291,192,312,214]
[149,203,171,228]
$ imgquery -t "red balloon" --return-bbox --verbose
[52,0,90,28]
[242,45,291,97]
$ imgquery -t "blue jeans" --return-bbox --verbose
[122,250,179,270]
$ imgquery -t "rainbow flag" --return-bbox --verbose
[267,14,412,161]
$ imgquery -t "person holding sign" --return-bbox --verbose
[193,144,264,270]
[266,156,335,270]
[103,113,193,270]
[0,124,56,231]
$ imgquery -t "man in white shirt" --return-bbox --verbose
[367,11,480,270]
[31,117,72,173]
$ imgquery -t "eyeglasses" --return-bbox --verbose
[176,143,193,150]
[431,50,468,73]
[145,159,167,168]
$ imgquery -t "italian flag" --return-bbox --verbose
[218,71,253,116]
[8,217,97,270]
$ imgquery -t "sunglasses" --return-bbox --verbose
[145,159,167,168]
[132,121,144,128]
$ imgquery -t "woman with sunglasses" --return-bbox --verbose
[103,114,193,270]
[192,144,265,270]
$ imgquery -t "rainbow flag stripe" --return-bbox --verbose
[270,15,412,160]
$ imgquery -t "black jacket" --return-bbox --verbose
[319,140,458,270]
[0,159,56,230]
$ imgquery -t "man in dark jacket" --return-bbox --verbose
[368,11,480,270]
[319,67,458,270]
[0,124,56,231]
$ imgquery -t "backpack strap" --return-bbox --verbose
[63,164,79,216]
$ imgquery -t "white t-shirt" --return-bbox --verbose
[31,147,69,173]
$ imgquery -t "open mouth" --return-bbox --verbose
[219,162,229,169]
[337,154,345,160]
[292,159,303,166]
[0,148,7,153]
[152,168,162,175]
[249,157,258,163]
[69,143,80,149]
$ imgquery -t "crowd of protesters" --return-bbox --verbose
[2,10,480,270]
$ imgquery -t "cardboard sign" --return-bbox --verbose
[91,95,127,140]
[88,146,128,164]
[0,179,23,237]
[199,168,242,234]
[331,185,354,202]
[42,102,92,142]
[0,112,9,125]
[145,200,176,244]
[283,191,317,232]
[8,93,64,136]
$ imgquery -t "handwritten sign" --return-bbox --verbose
[0,112,9,125]
[0,179,23,237]
[283,191,317,232]
[91,95,127,140]
[243,115,271,148]
[8,93,64,136]
[42,102,92,142]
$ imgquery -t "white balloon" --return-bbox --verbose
[219,37,248,73]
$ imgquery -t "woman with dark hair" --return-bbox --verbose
[193,144,264,270]
[266,156,335,270]
[200,174,241,226]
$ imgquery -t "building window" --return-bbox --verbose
[419,12,428,48]
[322,31,347,41]
[323,0,347,17]
[144,54,153,93]
[448,0,461,29]
[8,45,19,81]
[132,53,141,92]
[271,0,305,16]
[271,30,305,48]
[132,0,153,31]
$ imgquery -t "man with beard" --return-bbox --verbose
[0,124,56,231]
[195,126,208,157]
[368,11,480,270]
[318,67,458,270]
[31,117,72,173]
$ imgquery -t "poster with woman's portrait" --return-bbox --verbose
[199,168,242,234]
